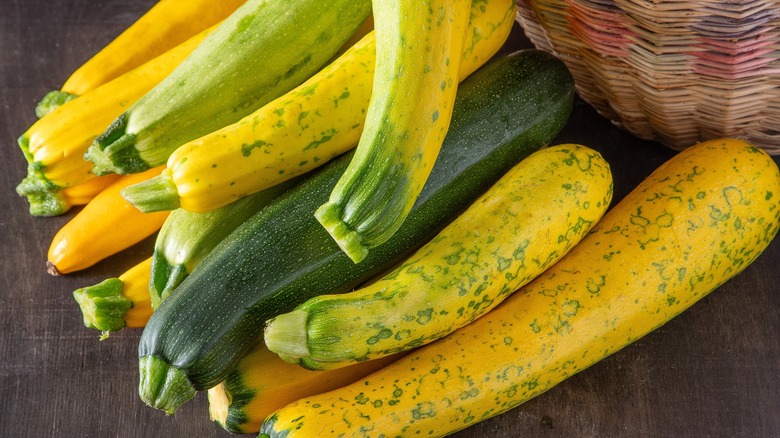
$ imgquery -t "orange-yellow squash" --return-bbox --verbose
[47,167,169,275]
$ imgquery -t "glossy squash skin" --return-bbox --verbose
[46,167,169,275]
[259,139,780,437]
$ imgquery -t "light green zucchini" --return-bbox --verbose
[85,0,371,175]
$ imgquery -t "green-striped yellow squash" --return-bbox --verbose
[259,139,780,437]
[315,0,472,263]
[121,0,517,213]
[264,144,614,370]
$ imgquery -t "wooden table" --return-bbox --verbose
[1,1,778,436]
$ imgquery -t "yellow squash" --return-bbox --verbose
[259,139,780,437]
[59,0,245,97]
[73,257,153,338]
[16,25,216,216]
[208,346,403,434]
[121,0,517,213]
[47,167,169,275]
[264,145,613,370]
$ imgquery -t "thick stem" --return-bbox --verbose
[138,355,196,415]
[263,310,311,364]
[72,278,131,336]
[121,171,181,213]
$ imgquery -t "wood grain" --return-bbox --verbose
[1,1,778,437]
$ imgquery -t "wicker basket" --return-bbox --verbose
[515,0,780,154]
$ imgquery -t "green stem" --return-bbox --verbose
[72,278,131,337]
[138,355,196,415]
[21,190,70,217]
[35,90,78,118]
[121,171,181,213]
[84,112,147,175]
[263,310,311,364]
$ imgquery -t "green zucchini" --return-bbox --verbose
[137,50,575,415]
[315,0,471,263]
[85,0,371,175]
[149,179,297,309]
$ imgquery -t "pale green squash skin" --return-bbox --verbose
[86,0,372,175]
[259,139,780,437]
[316,0,472,263]
[265,145,614,370]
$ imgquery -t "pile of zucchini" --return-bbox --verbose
[18,0,780,436]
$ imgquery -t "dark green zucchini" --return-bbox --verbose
[137,50,575,414]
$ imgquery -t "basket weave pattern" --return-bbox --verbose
[515,0,780,154]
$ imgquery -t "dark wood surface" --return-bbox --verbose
[1,1,778,437]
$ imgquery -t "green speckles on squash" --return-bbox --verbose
[241,139,269,157]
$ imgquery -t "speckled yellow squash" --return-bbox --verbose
[121,0,516,213]
[264,144,614,370]
[315,0,472,263]
[16,27,214,216]
[208,346,403,434]
[259,139,780,437]
[36,0,245,116]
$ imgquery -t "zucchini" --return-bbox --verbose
[259,138,780,437]
[85,0,372,175]
[120,0,516,214]
[265,144,613,370]
[315,0,472,263]
[149,179,297,308]
[208,345,402,434]
[137,49,575,415]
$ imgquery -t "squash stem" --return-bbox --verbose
[264,310,312,364]
[138,355,196,415]
[35,90,78,118]
[72,278,132,337]
[85,112,146,175]
[121,171,181,213]
[22,189,71,217]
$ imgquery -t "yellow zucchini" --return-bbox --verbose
[264,144,613,370]
[259,139,780,437]
[72,257,153,338]
[208,346,403,434]
[16,26,215,216]
[121,0,516,213]
[47,167,169,275]
[56,0,244,98]
[315,0,472,263]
